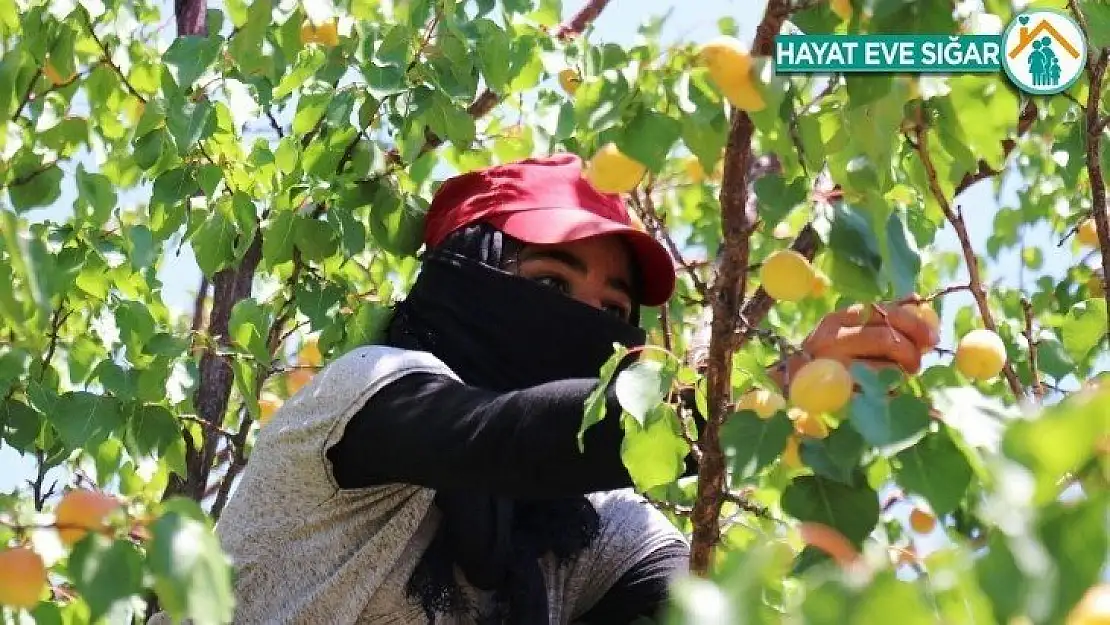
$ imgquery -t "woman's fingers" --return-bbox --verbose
[824,303,938,353]
[807,326,923,374]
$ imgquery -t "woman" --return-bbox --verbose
[209,154,936,624]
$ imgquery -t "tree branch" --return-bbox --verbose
[81,12,147,103]
[1070,1,1110,337]
[630,188,709,300]
[1022,297,1045,403]
[388,2,613,165]
[913,108,1025,400]
[11,69,43,122]
[175,0,207,37]
[689,1,788,577]
[953,100,1038,196]
[553,0,611,39]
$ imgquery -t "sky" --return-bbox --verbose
[0,0,1100,572]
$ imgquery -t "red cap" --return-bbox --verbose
[424,153,676,306]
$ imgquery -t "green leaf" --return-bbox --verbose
[69,536,144,622]
[293,91,331,135]
[75,165,117,228]
[754,174,808,229]
[229,299,271,364]
[681,108,728,173]
[846,366,928,449]
[274,48,326,99]
[133,129,167,170]
[48,392,124,452]
[368,187,426,257]
[126,404,180,459]
[166,95,214,156]
[343,300,392,349]
[363,61,406,99]
[616,108,681,172]
[1,398,42,453]
[191,206,238,277]
[826,202,884,301]
[799,425,866,485]
[620,405,689,491]
[945,76,1019,172]
[149,512,235,625]
[894,426,973,514]
[1061,298,1107,361]
[150,168,198,239]
[1081,3,1110,48]
[975,533,1029,624]
[577,346,628,450]
[883,212,920,299]
[8,164,64,211]
[1003,388,1110,505]
[473,19,511,91]
[720,410,793,479]
[781,475,880,546]
[613,359,672,425]
[294,277,344,330]
[163,35,221,89]
[293,216,339,262]
[1039,495,1109,624]
[263,210,297,266]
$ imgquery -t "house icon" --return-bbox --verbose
[1008,19,1081,59]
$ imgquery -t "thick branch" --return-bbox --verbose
[688,1,790,574]
[175,0,207,37]
[1069,0,1110,336]
[913,112,1025,400]
[553,0,611,39]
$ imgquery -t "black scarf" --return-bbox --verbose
[384,224,646,623]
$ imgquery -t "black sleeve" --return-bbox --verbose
[575,540,688,625]
[326,372,636,498]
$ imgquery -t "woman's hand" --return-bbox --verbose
[770,301,940,390]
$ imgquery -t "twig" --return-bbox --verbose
[11,69,43,121]
[913,106,1025,401]
[1022,298,1045,402]
[177,414,238,441]
[646,495,692,517]
[689,0,788,577]
[1069,0,1110,337]
[28,450,57,512]
[631,189,709,300]
[953,101,1038,196]
[81,12,147,103]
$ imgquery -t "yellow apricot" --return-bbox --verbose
[782,435,803,469]
[810,271,832,297]
[789,358,853,415]
[300,19,340,47]
[760,250,816,302]
[0,546,47,609]
[558,69,581,96]
[585,143,647,194]
[299,339,323,367]
[1078,218,1100,247]
[684,156,706,183]
[735,388,786,419]
[258,392,282,426]
[830,0,853,21]
[55,489,121,546]
[790,408,830,439]
[699,36,765,112]
[1068,583,1110,625]
[954,329,1007,381]
[909,507,937,533]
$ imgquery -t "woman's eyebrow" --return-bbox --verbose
[521,249,587,274]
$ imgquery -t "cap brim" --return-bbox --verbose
[486,208,677,307]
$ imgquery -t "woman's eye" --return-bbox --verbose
[533,275,570,295]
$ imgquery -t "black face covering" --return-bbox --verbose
[385,224,647,623]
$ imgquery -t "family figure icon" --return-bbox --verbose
[1028,37,1061,86]
[1005,13,1083,91]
